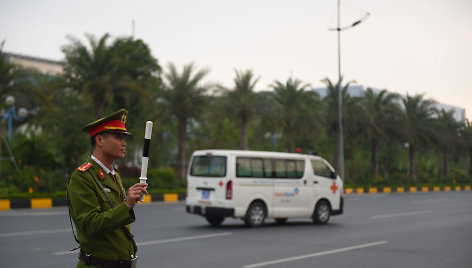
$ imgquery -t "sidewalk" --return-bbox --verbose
[0,193,186,210]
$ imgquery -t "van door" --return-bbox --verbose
[272,159,311,217]
[310,159,341,210]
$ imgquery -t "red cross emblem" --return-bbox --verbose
[331,181,338,194]
[218,180,224,187]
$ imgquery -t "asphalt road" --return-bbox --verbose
[1,191,471,268]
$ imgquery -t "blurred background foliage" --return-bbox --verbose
[1,33,472,198]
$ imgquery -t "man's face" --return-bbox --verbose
[98,132,127,160]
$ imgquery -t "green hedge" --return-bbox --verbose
[120,167,186,195]
[344,175,472,188]
[0,191,66,199]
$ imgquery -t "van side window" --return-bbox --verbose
[296,160,305,178]
[236,158,252,177]
[287,160,296,178]
[236,157,304,179]
[263,158,273,178]
[251,158,264,178]
[274,159,287,178]
[311,160,333,179]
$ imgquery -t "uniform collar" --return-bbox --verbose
[91,155,116,175]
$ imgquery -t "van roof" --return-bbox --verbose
[191,149,325,160]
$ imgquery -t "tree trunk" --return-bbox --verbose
[287,132,296,153]
[333,126,340,174]
[0,137,2,183]
[240,114,248,150]
[177,116,187,181]
[384,144,392,178]
[442,150,449,178]
[409,144,416,181]
[372,139,379,179]
[93,95,105,119]
[469,151,472,179]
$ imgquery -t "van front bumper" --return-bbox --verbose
[332,197,344,215]
[186,205,235,217]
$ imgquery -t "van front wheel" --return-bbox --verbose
[244,201,266,227]
[313,200,330,224]
[206,215,225,226]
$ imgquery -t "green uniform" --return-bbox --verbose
[68,157,136,268]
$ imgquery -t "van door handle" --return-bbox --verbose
[314,181,319,184]
[303,180,307,185]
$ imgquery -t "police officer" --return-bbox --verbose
[67,109,147,268]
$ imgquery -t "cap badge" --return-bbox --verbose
[121,114,127,123]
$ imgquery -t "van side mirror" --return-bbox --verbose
[331,171,337,179]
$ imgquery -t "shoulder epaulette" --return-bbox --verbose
[77,163,93,172]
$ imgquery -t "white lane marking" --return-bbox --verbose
[0,228,70,238]
[137,232,233,246]
[371,210,432,219]
[0,211,68,216]
[243,241,388,268]
[53,250,84,256]
[52,232,233,256]
[412,198,449,204]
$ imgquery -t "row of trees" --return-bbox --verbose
[1,33,472,194]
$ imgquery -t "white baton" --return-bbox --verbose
[139,121,153,202]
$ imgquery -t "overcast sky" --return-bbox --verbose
[1,0,471,119]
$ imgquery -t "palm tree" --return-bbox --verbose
[270,77,321,153]
[225,69,260,150]
[321,77,356,174]
[461,120,472,178]
[0,48,17,100]
[62,34,114,118]
[62,34,160,118]
[362,88,401,179]
[162,62,209,180]
[432,109,460,178]
[401,94,436,181]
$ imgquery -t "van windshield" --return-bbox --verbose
[190,155,226,177]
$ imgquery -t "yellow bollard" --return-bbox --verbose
[0,200,10,210]
[31,198,52,209]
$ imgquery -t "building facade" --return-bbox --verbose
[3,52,64,76]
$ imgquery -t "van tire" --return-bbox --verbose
[206,215,225,226]
[313,200,330,224]
[244,201,266,227]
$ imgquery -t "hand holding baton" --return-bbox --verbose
[139,121,153,202]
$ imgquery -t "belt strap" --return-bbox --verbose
[87,170,138,255]
[79,251,135,268]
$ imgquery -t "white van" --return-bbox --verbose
[185,150,343,227]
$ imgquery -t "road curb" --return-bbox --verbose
[0,193,186,210]
[344,185,471,195]
[1,186,470,210]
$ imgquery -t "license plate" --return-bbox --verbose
[202,190,210,199]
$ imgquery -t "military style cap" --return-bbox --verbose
[82,109,131,138]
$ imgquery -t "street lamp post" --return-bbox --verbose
[329,1,369,181]
[1,96,27,188]
[3,96,27,141]
[264,132,281,152]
